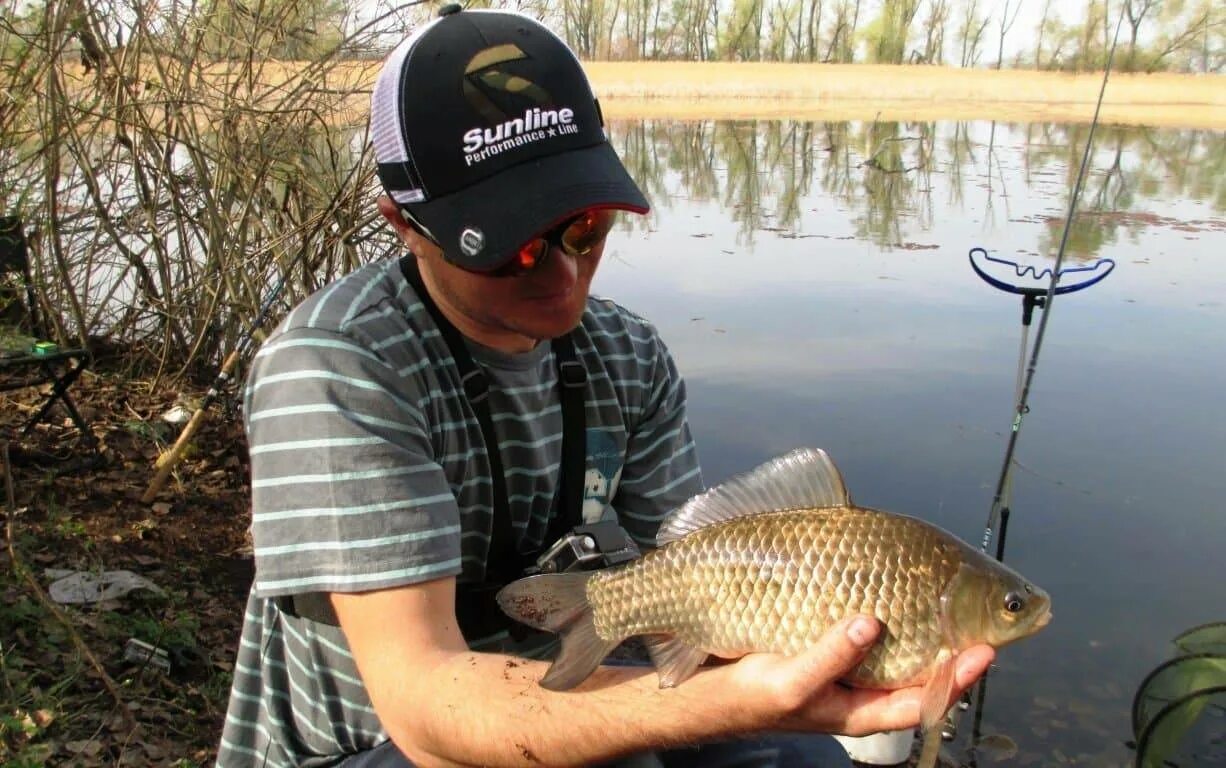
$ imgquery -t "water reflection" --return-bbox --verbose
[605,120,1225,256]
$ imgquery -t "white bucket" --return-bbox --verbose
[832,729,916,765]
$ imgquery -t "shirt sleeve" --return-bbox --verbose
[243,326,463,597]
[611,324,704,548]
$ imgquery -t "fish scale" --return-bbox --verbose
[587,507,960,687]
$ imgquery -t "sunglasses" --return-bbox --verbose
[482,208,618,278]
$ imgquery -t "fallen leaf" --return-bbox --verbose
[66,739,104,757]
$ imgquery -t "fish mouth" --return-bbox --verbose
[1036,609,1053,629]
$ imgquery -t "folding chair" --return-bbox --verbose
[0,216,96,448]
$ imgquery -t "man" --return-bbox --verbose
[217,7,993,767]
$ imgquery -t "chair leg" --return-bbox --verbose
[21,358,96,449]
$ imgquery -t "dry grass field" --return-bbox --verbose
[582,62,1226,128]
[310,61,1225,129]
[67,60,1225,129]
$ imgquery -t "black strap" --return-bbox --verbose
[550,333,587,550]
[279,257,587,632]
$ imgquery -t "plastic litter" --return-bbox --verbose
[45,569,165,604]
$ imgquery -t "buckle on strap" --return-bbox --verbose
[461,368,489,403]
[558,360,586,388]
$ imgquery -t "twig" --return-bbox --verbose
[1,441,139,735]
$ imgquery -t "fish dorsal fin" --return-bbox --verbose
[657,448,852,545]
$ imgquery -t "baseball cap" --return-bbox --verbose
[370,5,649,272]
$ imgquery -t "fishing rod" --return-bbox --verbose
[141,267,294,503]
[978,13,1125,564]
[957,13,1127,766]
[139,223,404,503]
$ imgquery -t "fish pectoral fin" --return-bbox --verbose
[915,726,943,768]
[919,652,958,732]
[643,634,709,689]
[914,654,958,768]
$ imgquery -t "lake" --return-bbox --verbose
[591,119,1224,766]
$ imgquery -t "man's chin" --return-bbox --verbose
[511,306,585,342]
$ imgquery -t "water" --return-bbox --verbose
[592,120,1224,766]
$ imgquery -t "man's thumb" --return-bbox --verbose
[779,615,881,699]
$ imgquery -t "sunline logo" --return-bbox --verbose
[463,107,576,156]
[460,44,580,167]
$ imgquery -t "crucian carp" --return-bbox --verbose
[497,447,1052,767]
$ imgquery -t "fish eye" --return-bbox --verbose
[1004,591,1026,613]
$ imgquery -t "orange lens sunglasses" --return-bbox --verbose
[485,208,618,278]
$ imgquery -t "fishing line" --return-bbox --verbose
[979,13,1126,562]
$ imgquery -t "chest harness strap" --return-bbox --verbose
[278,257,587,638]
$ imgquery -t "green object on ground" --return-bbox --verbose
[1132,623,1226,768]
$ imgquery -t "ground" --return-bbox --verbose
[1,367,251,767]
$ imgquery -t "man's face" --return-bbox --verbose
[379,196,608,352]
[426,234,606,346]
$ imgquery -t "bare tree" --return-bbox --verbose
[956,0,990,66]
[919,0,952,63]
[1034,0,1055,67]
[867,0,923,64]
[1123,0,1160,69]
[806,0,824,60]
[823,0,862,61]
[1146,2,1216,71]
[994,0,1024,67]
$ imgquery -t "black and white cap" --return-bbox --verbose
[370,5,649,271]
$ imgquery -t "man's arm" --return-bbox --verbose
[332,579,994,768]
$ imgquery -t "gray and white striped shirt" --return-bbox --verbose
[217,257,703,766]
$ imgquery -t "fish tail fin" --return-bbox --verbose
[496,572,620,691]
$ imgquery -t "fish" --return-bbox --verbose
[497,448,1051,767]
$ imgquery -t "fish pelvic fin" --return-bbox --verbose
[656,448,852,545]
[643,635,708,688]
[495,572,620,691]
[919,650,957,733]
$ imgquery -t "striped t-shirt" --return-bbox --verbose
[217,257,704,767]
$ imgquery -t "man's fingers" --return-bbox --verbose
[771,615,880,711]
[954,645,995,690]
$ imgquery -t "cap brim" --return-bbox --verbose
[404,142,649,272]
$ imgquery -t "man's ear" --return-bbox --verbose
[377,195,414,237]
[377,196,437,256]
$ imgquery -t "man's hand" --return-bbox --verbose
[724,615,996,737]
